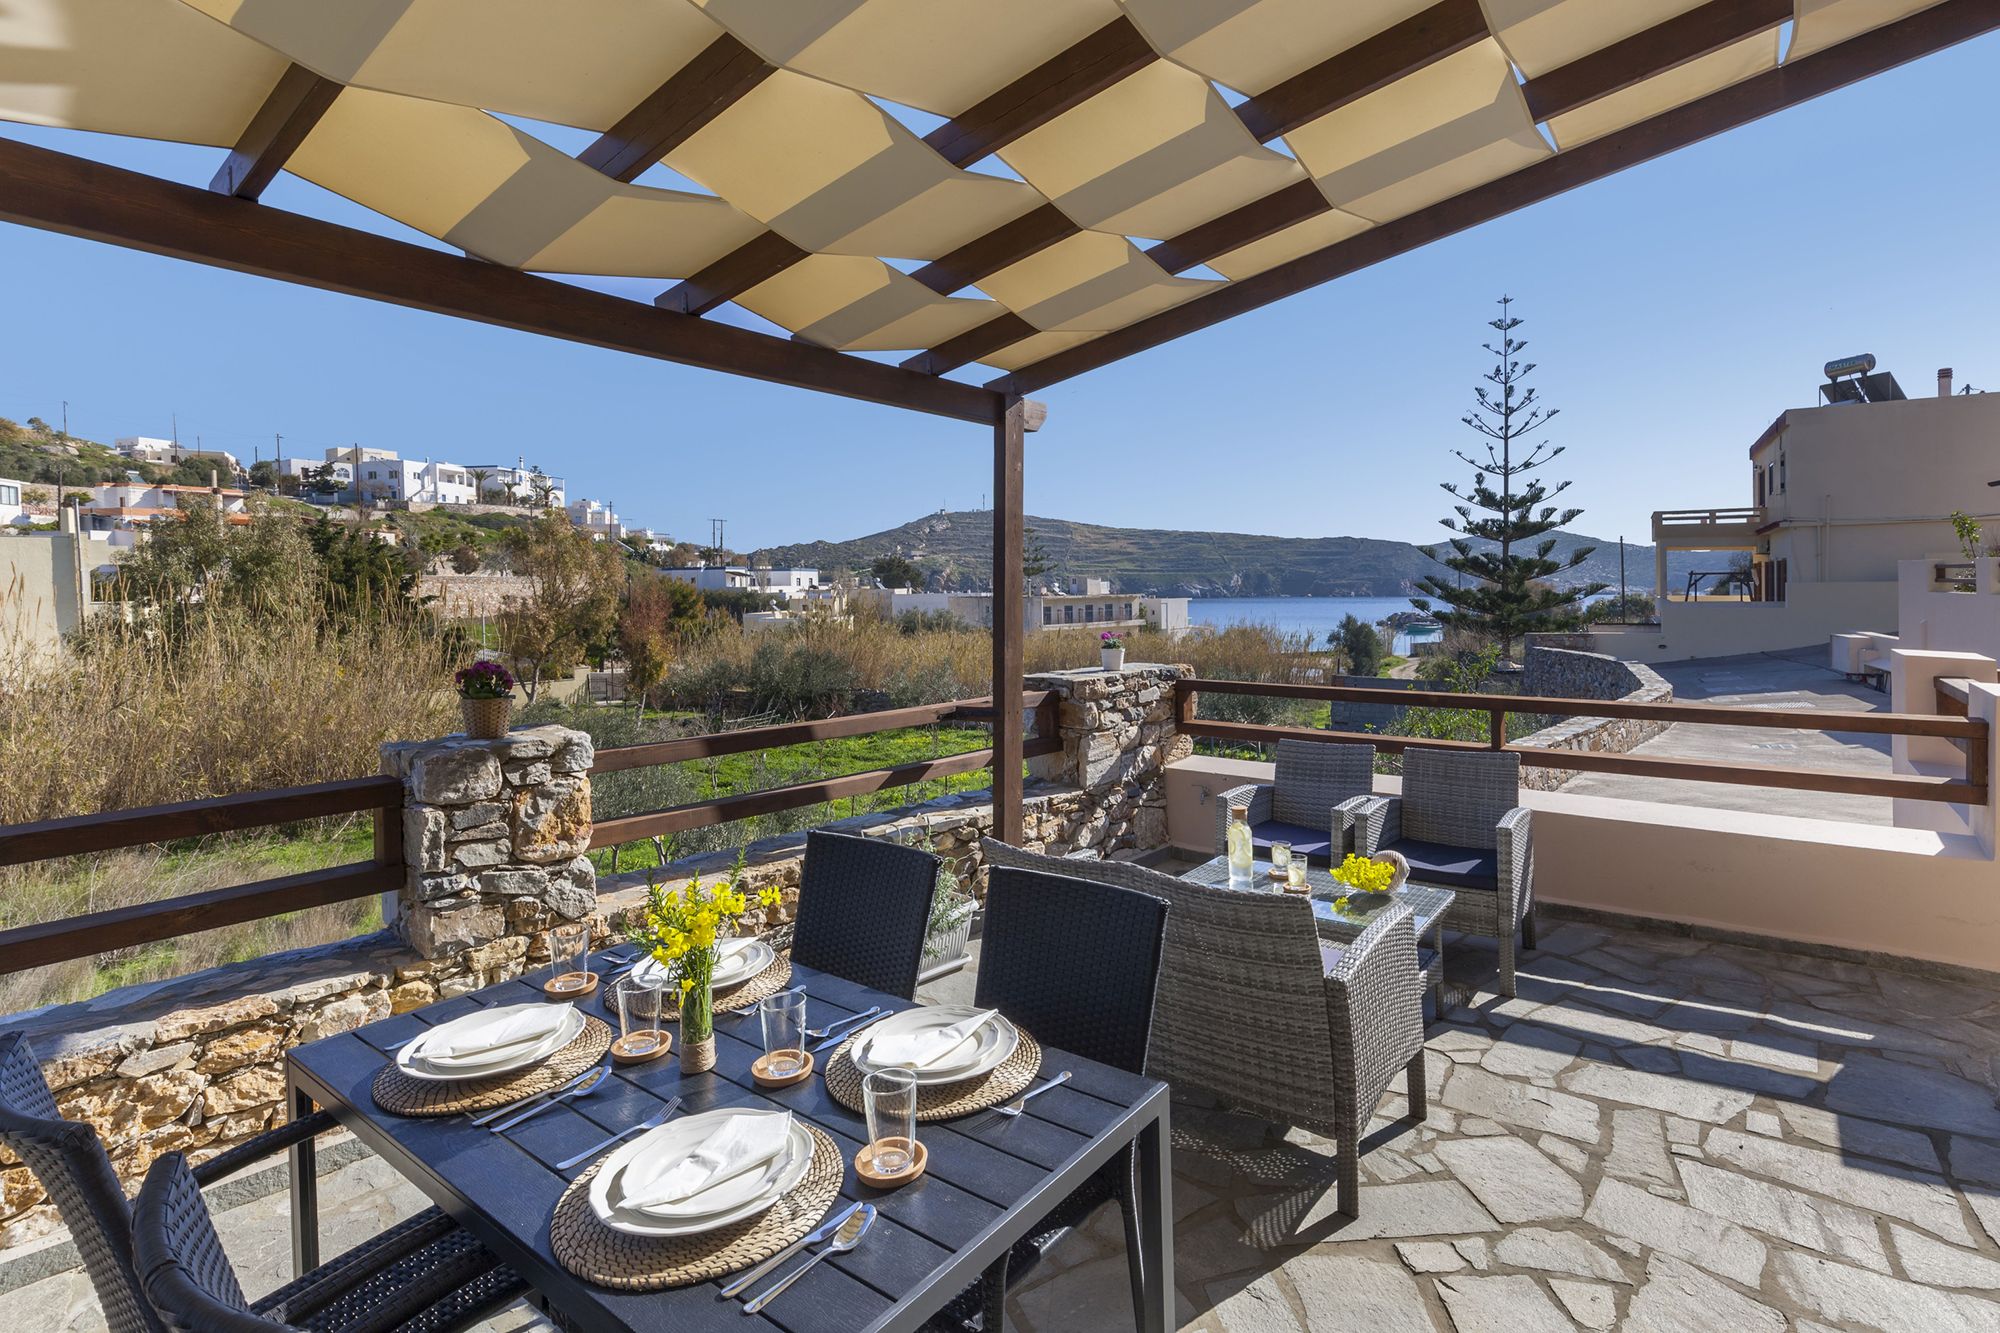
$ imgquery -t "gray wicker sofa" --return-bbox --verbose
[980,839,1426,1216]
[1350,747,1535,997]
[1213,738,1376,865]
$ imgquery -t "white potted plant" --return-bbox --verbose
[1100,629,1125,672]
[920,866,976,982]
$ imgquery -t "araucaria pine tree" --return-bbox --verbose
[1412,297,1606,664]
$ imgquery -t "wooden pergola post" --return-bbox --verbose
[991,395,1042,844]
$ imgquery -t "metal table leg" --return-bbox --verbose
[1134,1102,1173,1333]
[288,1083,320,1275]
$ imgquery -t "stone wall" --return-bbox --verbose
[0,670,1187,1247]
[1514,646,1673,791]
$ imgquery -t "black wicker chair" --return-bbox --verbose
[939,864,1170,1332]
[0,1034,520,1333]
[135,1152,522,1333]
[789,829,942,999]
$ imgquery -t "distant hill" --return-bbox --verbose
[754,511,1698,599]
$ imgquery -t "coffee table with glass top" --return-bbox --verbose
[1183,855,1454,1016]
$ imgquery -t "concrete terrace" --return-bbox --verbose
[1557,646,1896,825]
[10,914,2000,1332]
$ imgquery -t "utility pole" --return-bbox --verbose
[709,518,726,565]
[171,412,179,461]
[60,400,67,437]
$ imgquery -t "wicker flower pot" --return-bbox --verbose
[680,980,717,1073]
[460,695,511,739]
[1100,646,1125,672]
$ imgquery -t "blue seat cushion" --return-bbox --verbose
[1250,820,1335,861]
[1381,837,1499,892]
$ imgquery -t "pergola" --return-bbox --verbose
[2,0,1992,840]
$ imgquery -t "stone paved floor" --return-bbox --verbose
[8,917,2000,1331]
[1558,646,1895,825]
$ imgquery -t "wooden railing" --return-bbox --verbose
[586,694,1060,849]
[1173,679,1987,806]
[0,693,1059,976]
[0,776,406,974]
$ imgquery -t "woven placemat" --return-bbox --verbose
[550,1123,843,1291]
[371,1015,613,1117]
[602,953,793,1023]
[824,1027,1043,1122]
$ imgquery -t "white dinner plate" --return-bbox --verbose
[850,1005,1018,1086]
[629,937,774,992]
[589,1109,814,1237]
[396,1006,583,1083]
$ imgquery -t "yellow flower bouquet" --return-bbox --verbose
[1329,852,1399,895]
[633,853,781,1069]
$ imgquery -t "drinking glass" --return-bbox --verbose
[862,1069,919,1175]
[549,922,591,993]
[1269,841,1292,883]
[760,990,807,1076]
[618,977,665,1055]
[1286,859,1308,893]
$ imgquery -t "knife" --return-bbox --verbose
[811,1012,889,1055]
[718,1201,864,1299]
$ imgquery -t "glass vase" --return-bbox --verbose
[679,976,716,1073]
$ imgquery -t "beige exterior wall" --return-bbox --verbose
[1594,580,1898,662]
[1754,392,2000,586]
[0,524,115,661]
[1164,753,2000,973]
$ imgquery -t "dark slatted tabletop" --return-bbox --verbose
[286,952,1172,1333]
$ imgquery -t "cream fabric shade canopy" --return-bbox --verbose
[0,0,1952,374]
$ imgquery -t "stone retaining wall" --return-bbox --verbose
[0,668,1184,1247]
[1514,646,1673,791]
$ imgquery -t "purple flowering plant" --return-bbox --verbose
[1100,630,1124,649]
[455,660,516,700]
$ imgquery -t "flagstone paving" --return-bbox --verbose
[5,916,2000,1330]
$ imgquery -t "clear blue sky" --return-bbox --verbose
[2,30,1996,553]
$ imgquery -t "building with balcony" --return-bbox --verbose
[1594,369,2000,662]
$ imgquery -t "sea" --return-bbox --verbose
[1187,596,1441,655]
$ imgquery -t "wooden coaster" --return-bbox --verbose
[549,1124,844,1291]
[544,971,599,999]
[856,1138,926,1188]
[751,1050,813,1088]
[1266,865,1289,881]
[372,1016,612,1117]
[824,1028,1042,1122]
[611,1031,671,1066]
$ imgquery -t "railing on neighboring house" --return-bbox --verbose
[0,693,1058,975]
[1173,679,1987,806]
[1654,507,1765,528]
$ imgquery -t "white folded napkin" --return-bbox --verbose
[713,936,760,977]
[412,1004,571,1068]
[866,1009,997,1071]
[620,1112,793,1212]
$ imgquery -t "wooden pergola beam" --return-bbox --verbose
[991,397,1030,844]
[1143,178,1329,275]
[991,0,2000,393]
[907,203,1078,296]
[0,135,999,423]
[656,19,1154,318]
[578,34,773,183]
[656,232,809,316]
[901,312,1037,375]
[209,63,341,200]
[1232,0,1489,143]
[1520,0,1793,124]
[923,16,1159,168]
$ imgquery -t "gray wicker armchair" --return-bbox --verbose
[980,841,1426,1217]
[1351,747,1535,996]
[1215,739,1375,865]
[0,1033,519,1333]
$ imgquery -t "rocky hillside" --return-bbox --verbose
[755,511,1690,598]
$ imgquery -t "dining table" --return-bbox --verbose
[284,949,1173,1332]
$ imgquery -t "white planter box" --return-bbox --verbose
[1101,647,1125,672]
[919,902,976,982]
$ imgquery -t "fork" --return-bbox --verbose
[991,1070,1071,1118]
[470,1062,600,1127]
[489,1063,610,1133]
[804,1006,880,1041]
[554,1096,681,1170]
